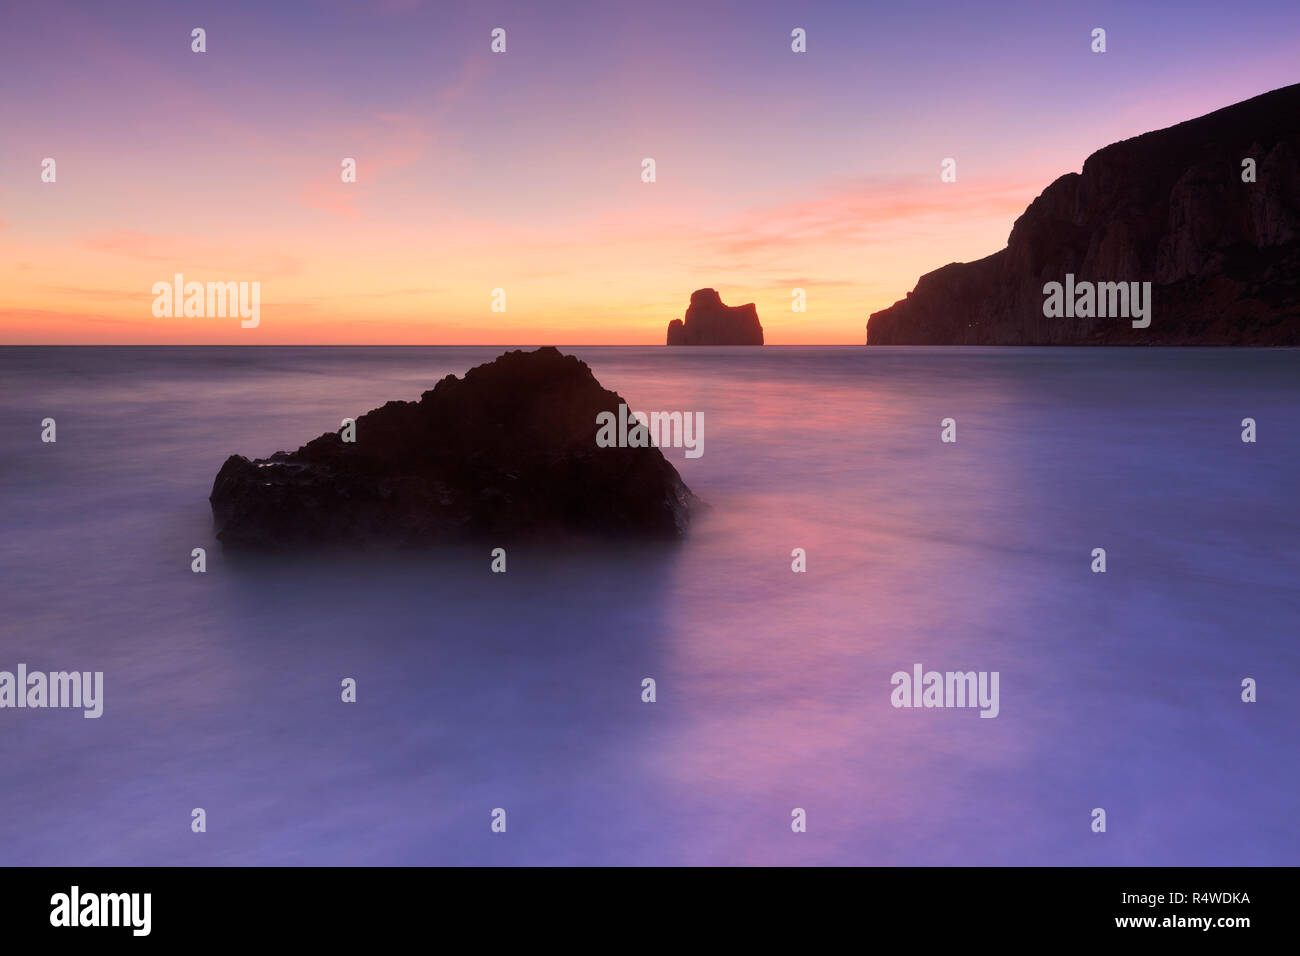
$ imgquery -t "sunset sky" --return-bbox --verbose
[2,0,1297,344]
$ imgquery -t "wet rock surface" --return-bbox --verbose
[210,347,696,550]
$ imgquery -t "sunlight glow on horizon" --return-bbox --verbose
[2,0,1297,344]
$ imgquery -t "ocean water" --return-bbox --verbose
[0,345,1297,866]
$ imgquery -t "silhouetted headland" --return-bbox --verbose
[667,288,765,345]
[210,347,695,550]
[867,83,1300,345]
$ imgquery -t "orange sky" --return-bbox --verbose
[3,0,1297,344]
[2,172,1048,344]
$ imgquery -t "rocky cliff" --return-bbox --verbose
[867,83,1300,345]
[210,347,696,550]
[667,289,764,345]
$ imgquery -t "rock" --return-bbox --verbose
[667,289,764,345]
[867,83,1300,345]
[209,347,696,550]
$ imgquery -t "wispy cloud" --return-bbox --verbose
[693,174,1043,260]
[298,112,437,217]
[79,231,302,278]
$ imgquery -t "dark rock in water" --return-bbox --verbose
[867,83,1300,345]
[667,288,764,345]
[210,347,696,550]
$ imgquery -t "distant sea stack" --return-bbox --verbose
[210,347,695,550]
[868,83,1300,345]
[667,289,764,345]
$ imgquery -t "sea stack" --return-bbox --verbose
[667,289,764,345]
[866,83,1300,345]
[209,347,696,550]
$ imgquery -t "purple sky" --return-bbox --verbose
[2,0,1297,342]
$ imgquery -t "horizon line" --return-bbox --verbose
[0,342,862,348]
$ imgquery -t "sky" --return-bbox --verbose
[1,0,1297,344]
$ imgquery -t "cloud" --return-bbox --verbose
[299,112,435,217]
[297,57,488,218]
[37,284,153,302]
[767,278,884,290]
[79,231,302,278]
[300,287,444,302]
[0,308,154,329]
[693,174,1043,260]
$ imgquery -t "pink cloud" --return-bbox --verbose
[79,230,301,277]
[297,56,488,218]
[695,174,1044,259]
[297,112,433,217]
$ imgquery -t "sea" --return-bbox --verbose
[1,346,1296,865]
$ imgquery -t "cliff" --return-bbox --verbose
[867,83,1300,345]
[667,289,764,345]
